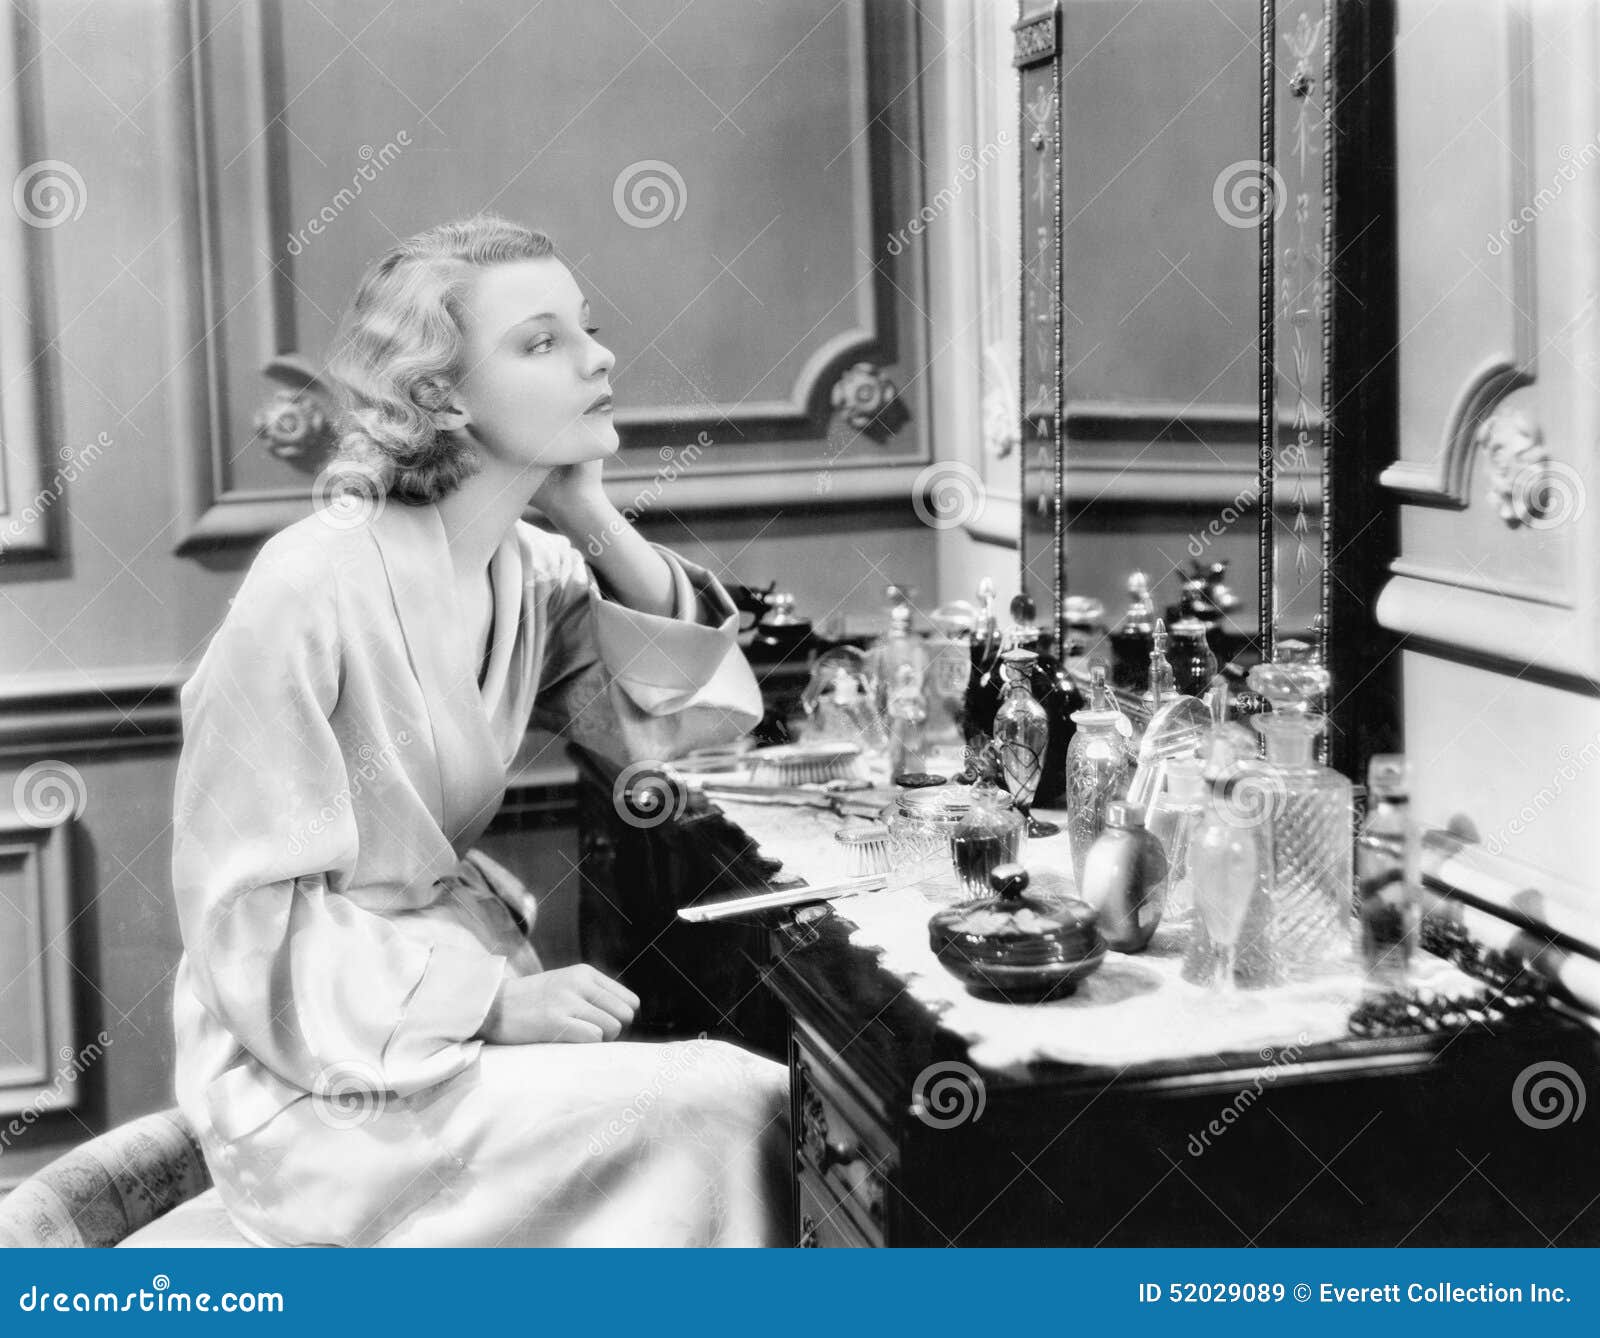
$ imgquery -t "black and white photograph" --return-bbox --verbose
[0,0,1597,1258]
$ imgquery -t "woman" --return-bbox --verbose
[169,215,792,1247]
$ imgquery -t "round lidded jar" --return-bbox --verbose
[928,863,1105,1001]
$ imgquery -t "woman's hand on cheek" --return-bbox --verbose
[532,458,608,529]
[477,964,640,1044]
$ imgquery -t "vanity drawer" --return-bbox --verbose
[792,1026,896,1246]
[797,1166,874,1248]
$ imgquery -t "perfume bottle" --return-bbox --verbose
[1109,571,1157,692]
[1142,618,1178,713]
[992,649,1059,838]
[1087,661,1134,743]
[1356,754,1421,988]
[868,585,928,727]
[1081,801,1169,953]
[1183,724,1275,992]
[1002,592,1082,806]
[1168,617,1219,699]
[963,578,1003,748]
[1146,754,1206,920]
[949,749,1027,900]
[1065,688,1133,892]
[886,661,929,776]
[1248,641,1354,973]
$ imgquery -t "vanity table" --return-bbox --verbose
[573,755,1600,1249]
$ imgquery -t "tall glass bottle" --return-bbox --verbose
[1247,641,1354,973]
[1184,725,1275,992]
[1003,592,1081,806]
[1065,693,1132,891]
[1356,754,1421,988]
[868,585,927,727]
[886,661,929,777]
[992,649,1059,838]
[1109,571,1157,692]
[1142,618,1178,713]
[1147,754,1205,920]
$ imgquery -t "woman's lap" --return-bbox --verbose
[208,1037,792,1248]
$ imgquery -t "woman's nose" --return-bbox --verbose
[586,335,615,379]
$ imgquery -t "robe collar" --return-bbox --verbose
[365,500,524,844]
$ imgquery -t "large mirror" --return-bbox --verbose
[1017,0,1399,780]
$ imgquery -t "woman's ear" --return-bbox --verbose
[432,402,471,434]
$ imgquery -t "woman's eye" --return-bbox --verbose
[585,326,601,336]
[524,338,553,354]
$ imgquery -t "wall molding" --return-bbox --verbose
[0,816,77,1118]
[0,2,62,564]
[167,0,927,551]
[0,668,186,759]
[1378,356,1532,506]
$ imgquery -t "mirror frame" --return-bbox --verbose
[1015,0,1401,781]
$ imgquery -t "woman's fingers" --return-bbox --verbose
[563,998,624,1041]
[580,966,640,1014]
[548,1012,607,1044]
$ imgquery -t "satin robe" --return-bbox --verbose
[169,500,790,1247]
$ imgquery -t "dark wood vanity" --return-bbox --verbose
[574,743,1600,1249]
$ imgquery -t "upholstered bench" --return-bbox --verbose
[0,1108,256,1248]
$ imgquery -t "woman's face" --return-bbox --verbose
[452,257,618,470]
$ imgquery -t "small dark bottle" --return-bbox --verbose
[1109,571,1157,692]
[963,577,1003,748]
[1004,591,1082,807]
[1168,617,1219,699]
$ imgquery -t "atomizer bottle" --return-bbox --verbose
[1355,754,1421,989]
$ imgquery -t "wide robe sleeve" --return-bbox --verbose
[528,533,763,769]
[171,536,507,1103]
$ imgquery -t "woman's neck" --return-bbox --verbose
[435,458,552,581]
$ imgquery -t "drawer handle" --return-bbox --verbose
[797,1058,887,1226]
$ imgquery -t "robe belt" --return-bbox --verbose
[435,849,538,941]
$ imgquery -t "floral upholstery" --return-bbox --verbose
[0,1108,220,1248]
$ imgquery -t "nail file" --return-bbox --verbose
[676,875,889,923]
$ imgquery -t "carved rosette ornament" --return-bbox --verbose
[830,360,908,442]
[253,354,338,472]
[1476,407,1558,527]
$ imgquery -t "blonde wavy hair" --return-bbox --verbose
[326,214,556,504]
